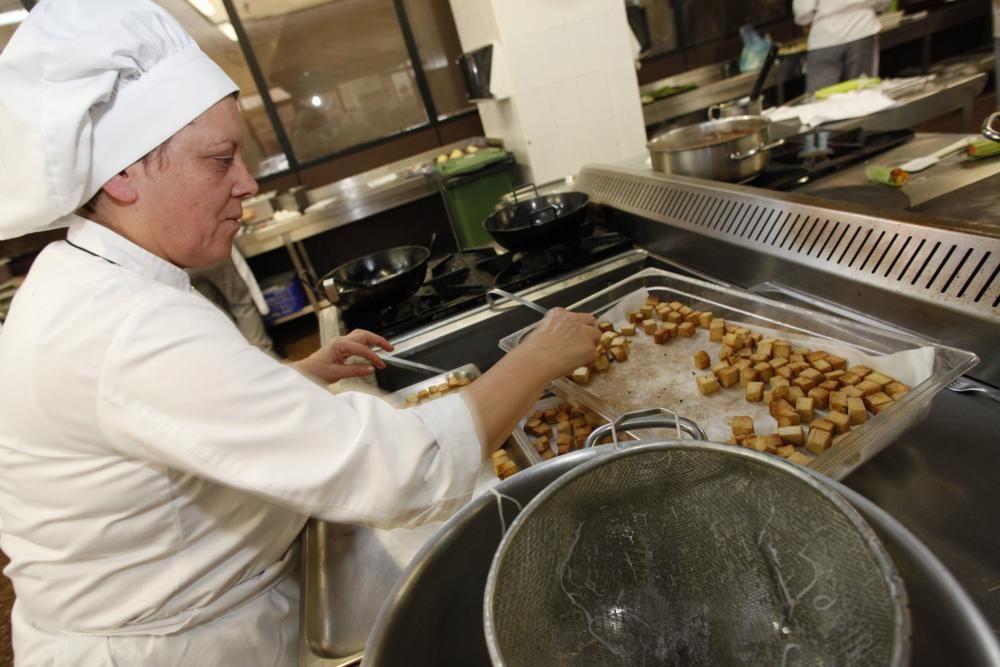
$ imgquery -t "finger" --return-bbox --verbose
[346,329,395,352]
[338,341,387,368]
[337,364,376,378]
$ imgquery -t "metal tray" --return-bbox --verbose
[384,363,481,408]
[498,268,979,480]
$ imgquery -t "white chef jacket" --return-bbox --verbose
[0,217,483,665]
[793,0,891,50]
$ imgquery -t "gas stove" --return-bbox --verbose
[340,228,633,339]
[751,127,914,191]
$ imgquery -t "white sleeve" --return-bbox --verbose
[793,0,817,25]
[95,297,483,529]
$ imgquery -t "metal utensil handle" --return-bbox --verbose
[379,355,448,376]
[583,407,708,448]
[510,183,540,205]
[730,138,785,161]
[982,112,1000,143]
[486,288,549,316]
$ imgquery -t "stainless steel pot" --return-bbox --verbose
[708,95,763,119]
[647,115,784,182]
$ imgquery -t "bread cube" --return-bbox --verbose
[806,351,828,363]
[600,331,617,349]
[856,379,882,396]
[740,367,759,387]
[795,397,815,423]
[792,376,816,392]
[847,397,868,425]
[653,326,672,344]
[810,418,834,433]
[718,365,741,388]
[775,444,797,459]
[696,374,720,395]
[774,341,791,359]
[666,311,684,324]
[871,398,895,415]
[639,304,654,319]
[774,365,793,380]
[819,380,840,392]
[732,416,755,437]
[678,322,696,337]
[885,381,910,400]
[864,391,893,412]
[825,354,847,371]
[786,386,806,401]
[597,320,615,333]
[807,387,830,410]
[594,353,610,372]
[847,365,872,378]
[829,391,848,412]
[806,428,833,455]
[693,350,711,370]
[610,346,628,362]
[839,372,861,386]
[619,323,636,336]
[788,450,815,466]
[642,319,657,335]
[778,425,804,446]
[827,410,850,435]
[753,362,774,382]
[709,320,726,342]
[698,311,714,328]
[746,381,765,402]
[843,385,865,399]
[571,366,591,385]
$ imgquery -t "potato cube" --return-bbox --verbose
[792,376,816,392]
[769,357,789,370]
[856,379,882,396]
[627,311,643,324]
[732,416,755,437]
[746,381,765,402]
[719,344,734,361]
[571,367,591,385]
[763,434,783,450]
[594,354,610,372]
[655,304,671,320]
[617,323,635,337]
[639,305,654,319]
[786,386,805,401]
[597,320,615,332]
[610,346,628,362]
[417,388,430,400]
[757,340,774,358]
[827,410,850,435]
[711,361,730,377]
[584,412,604,427]
[829,391,848,412]
[753,362,774,382]
[825,370,846,382]
[806,428,833,455]
[847,397,868,425]
[733,358,753,371]
[662,322,679,338]
[610,336,627,350]
[543,409,559,423]
[812,359,833,373]
[776,413,801,428]
[718,365,741,388]
[800,367,822,381]
[722,333,743,350]
[805,351,828,363]
[666,311,684,324]
[654,326,672,344]
[556,444,572,456]
[541,450,556,460]
[864,392,893,412]
[696,374,720,395]
[749,352,769,364]
[678,322,696,338]
[599,331,617,349]
[698,311,714,328]
[819,380,840,392]
[885,381,910,400]
[789,353,805,364]
[642,319,657,335]
[693,350,711,369]
[795,397,815,423]
[778,425,804,446]
[788,362,811,376]
[847,365,872,378]
[745,436,774,453]
[769,384,790,400]
[807,387,830,410]
[684,311,702,324]
[775,365,793,380]
[776,444,797,458]
[556,432,572,448]
[644,295,660,306]
[678,305,693,316]
[774,341,791,359]
[740,367,759,387]
[788,450,815,466]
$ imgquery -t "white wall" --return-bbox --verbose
[449,0,647,184]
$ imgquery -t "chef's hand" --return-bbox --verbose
[292,329,394,384]
[517,308,601,379]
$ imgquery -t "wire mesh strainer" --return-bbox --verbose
[484,441,909,666]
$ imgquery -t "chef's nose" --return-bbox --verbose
[233,155,259,199]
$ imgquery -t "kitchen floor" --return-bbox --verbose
[0,91,995,666]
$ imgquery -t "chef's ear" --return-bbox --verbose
[100,168,140,205]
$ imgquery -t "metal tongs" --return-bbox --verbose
[485,287,549,316]
[378,355,448,376]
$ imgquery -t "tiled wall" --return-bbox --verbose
[450,0,647,184]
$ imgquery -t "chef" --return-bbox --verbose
[793,0,891,92]
[0,1,600,665]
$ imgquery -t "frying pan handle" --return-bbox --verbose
[730,138,785,161]
[510,183,540,205]
[319,276,359,305]
[583,408,707,448]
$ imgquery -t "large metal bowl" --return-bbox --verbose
[647,115,783,182]
[364,444,1000,667]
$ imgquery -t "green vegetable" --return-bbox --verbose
[815,77,882,100]
[966,140,1000,159]
[866,164,907,187]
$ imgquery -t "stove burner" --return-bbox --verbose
[754,128,914,191]
[341,230,633,338]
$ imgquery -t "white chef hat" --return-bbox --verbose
[0,0,238,240]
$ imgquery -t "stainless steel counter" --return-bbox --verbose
[235,137,494,259]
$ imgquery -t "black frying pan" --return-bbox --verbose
[319,245,429,310]
[483,187,589,252]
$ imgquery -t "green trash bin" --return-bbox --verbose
[435,147,516,249]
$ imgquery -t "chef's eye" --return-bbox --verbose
[214,155,235,166]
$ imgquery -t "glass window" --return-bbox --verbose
[402,0,473,120]
[230,0,429,163]
[155,0,289,178]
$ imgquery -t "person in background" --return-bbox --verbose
[0,0,600,664]
[793,0,892,92]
